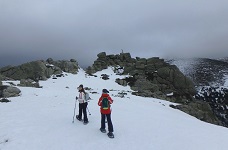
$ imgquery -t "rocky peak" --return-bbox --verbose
[87,52,196,103]
[87,52,227,127]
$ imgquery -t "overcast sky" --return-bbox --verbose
[0,0,228,68]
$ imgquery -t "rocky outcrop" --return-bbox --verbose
[170,101,222,126]
[0,58,79,81]
[87,52,227,127]
[86,52,136,74]
[47,58,79,74]
[18,79,41,88]
[1,61,50,81]
[87,52,196,103]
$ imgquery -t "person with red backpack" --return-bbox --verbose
[98,89,114,138]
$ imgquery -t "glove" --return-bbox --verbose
[76,96,78,100]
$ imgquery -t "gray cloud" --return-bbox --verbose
[1,0,228,68]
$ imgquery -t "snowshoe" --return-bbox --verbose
[100,128,107,133]
[83,121,89,125]
[76,115,82,121]
[107,132,114,138]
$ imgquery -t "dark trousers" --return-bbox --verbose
[101,113,113,132]
[78,102,88,122]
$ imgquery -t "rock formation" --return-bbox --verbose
[170,101,222,126]
[0,58,79,82]
[87,52,196,103]
[87,52,224,127]
[18,79,41,88]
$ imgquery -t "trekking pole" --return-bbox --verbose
[87,107,91,115]
[72,97,77,123]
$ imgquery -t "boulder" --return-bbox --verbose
[145,64,156,73]
[0,98,11,103]
[155,61,167,69]
[101,74,109,80]
[2,86,21,98]
[86,66,96,75]
[119,53,132,62]
[157,67,171,80]
[116,78,128,86]
[108,60,116,66]
[46,58,54,64]
[147,57,160,65]
[93,60,108,71]
[97,52,107,60]
[107,54,116,59]
[70,59,77,62]
[52,60,79,74]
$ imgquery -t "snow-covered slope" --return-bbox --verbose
[1,68,228,150]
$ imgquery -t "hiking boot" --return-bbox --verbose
[76,115,82,121]
[100,128,106,133]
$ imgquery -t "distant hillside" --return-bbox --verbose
[166,58,228,87]
[218,57,228,63]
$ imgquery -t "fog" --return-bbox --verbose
[1,0,228,67]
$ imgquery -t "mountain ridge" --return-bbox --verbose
[1,53,228,127]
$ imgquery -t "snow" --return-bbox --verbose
[1,67,228,150]
[224,75,228,87]
[45,64,54,67]
[166,92,174,97]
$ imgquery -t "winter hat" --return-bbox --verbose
[79,84,83,88]
[102,89,109,93]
